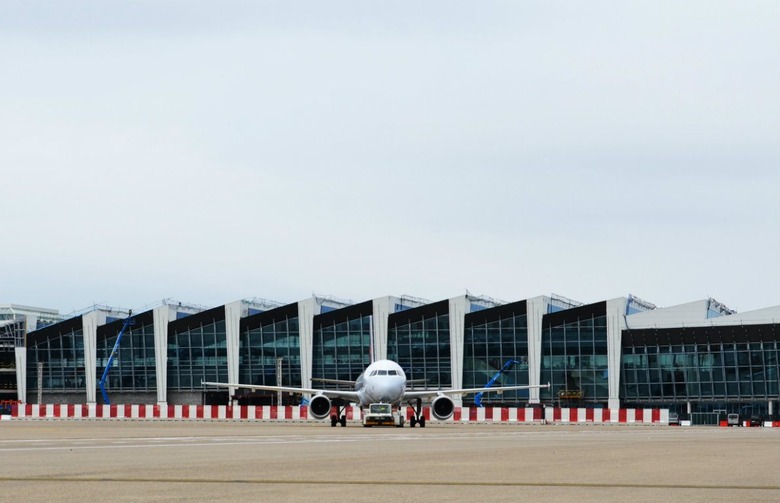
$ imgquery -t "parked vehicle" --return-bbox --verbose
[668,412,679,425]
[362,403,404,427]
[727,413,741,426]
[749,415,762,427]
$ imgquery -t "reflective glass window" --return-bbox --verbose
[97,321,156,392]
[463,312,529,405]
[27,328,86,392]
[312,313,371,383]
[239,315,301,387]
[168,319,227,391]
[388,312,451,387]
[620,328,780,404]
[540,314,608,403]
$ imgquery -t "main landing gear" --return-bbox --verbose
[408,397,426,428]
[330,405,347,427]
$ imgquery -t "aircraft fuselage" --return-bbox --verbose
[355,359,407,407]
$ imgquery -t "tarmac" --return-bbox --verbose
[1,420,778,502]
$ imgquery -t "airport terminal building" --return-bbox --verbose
[2,293,779,422]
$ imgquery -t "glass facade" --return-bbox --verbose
[239,305,301,387]
[18,299,779,416]
[621,325,780,410]
[388,300,451,387]
[96,315,156,393]
[463,301,529,405]
[312,302,372,382]
[167,308,228,390]
[27,319,86,392]
[540,303,609,404]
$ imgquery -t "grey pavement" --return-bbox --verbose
[0,421,778,502]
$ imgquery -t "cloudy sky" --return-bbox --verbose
[2,1,778,314]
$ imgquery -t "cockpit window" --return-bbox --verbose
[369,370,377,376]
[377,370,388,375]
[387,370,397,375]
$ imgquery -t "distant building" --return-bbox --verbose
[7,294,780,423]
[0,303,62,402]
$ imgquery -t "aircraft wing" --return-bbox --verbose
[403,382,549,400]
[201,381,360,402]
[310,378,357,386]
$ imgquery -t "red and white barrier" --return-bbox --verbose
[11,403,326,421]
[718,420,780,428]
[9,403,675,425]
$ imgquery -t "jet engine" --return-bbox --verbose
[308,394,332,420]
[431,395,455,420]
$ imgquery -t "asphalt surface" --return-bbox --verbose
[1,421,778,502]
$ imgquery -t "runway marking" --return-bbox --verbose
[0,476,778,492]
[0,428,717,445]
[0,434,420,452]
[0,427,764,455]
[0,428,739,452]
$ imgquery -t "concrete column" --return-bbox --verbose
[297,299,317,393]
[224,301,243,403]
[82,312,99,404]
[526,296,547,404]
[769,400,774,417]
[371,297,393,362]
[14,347,26,403]
[153,305,172,405]
[606,299,628,410]
[448,296,469,406]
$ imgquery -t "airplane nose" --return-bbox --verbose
[370,379,403,403]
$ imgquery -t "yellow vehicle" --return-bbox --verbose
[362,403,405,427]
[557,389,583,399]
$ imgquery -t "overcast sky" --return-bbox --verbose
[2,1,778,315]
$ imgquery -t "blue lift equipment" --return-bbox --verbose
[474,359,519,407]
[98,313,136,405]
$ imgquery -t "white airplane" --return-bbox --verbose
[203,359,549,427]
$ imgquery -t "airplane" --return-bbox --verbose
[202,359,549,427]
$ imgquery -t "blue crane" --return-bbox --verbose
[474,359,519,407]
[98,313,136,405]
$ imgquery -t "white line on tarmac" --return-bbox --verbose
[0,430,537,452]
[0,427,741,452]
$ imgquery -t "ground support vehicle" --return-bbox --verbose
[362,403,404,427]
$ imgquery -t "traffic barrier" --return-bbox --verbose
[9,404,674,424]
